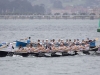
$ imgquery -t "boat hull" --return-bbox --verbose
[0,48,99,57]
[0,51,8,57]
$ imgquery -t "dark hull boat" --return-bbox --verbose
[0,48,99,57]
[0,51,8,57]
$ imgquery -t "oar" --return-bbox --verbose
[95,38,99,41]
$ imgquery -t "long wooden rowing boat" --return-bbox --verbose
[0,48,99,57]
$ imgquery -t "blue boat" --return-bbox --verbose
[16,41,27,47]
[0,44,2,47]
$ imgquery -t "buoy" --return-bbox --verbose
[97,19,100,32]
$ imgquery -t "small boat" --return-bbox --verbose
[16,41,27,47]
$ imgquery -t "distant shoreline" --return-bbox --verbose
[0,15,99,20]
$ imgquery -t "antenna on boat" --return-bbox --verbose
[97,19,100,32]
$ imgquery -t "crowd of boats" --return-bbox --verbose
[0,37,100,57]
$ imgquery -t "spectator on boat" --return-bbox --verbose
[27,37,31,44]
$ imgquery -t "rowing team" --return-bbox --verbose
[15,42,97,53]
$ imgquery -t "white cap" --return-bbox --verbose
[61,39,63,40]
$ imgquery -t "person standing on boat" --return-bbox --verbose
[7,43,14,52]
[27,37,31,44]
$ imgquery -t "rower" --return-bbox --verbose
[82,43,90,55]
[27,43,35,52]
[37,39,40,44]
[52,39,55,44]
[68,39,73,46]
[61,39,64,43]
[42,40,45,46]
[55,39,61,47]
[76,39,80,45]
[45,39,50,49]
[64,39,69,46]
[50,40,53,45]
[19,45,24,50]
[35,43,45,52]
[51,44,58,52]
[81,39,85,46]
[58,43,66,52]
[78,44,84,51]
[73,39,76,45]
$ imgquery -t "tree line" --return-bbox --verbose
[0,0,46,14]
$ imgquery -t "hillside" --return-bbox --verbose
[0,0,100,14]
[28,0,100,9]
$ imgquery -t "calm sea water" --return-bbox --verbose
[0,19,100,75]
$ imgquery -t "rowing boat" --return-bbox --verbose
[0,48,99,57]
